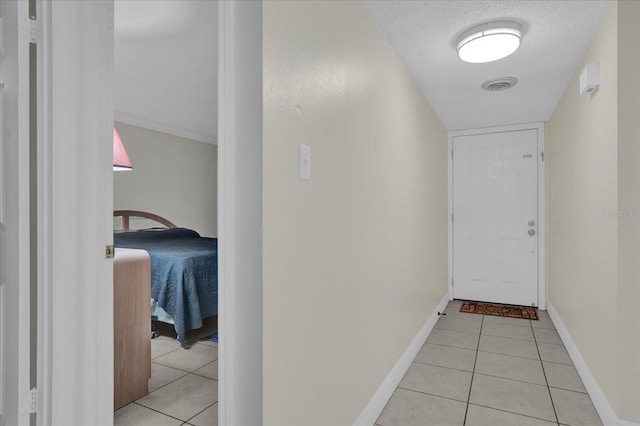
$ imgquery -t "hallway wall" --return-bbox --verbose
[262,1,448,424]
[547,1,618,410]
[547,1,640,421]
[616,0,640,420]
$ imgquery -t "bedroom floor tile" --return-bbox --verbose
[116,334,219,426]
[114,403,183,426]
[154,344,218,372]
[197,339,218,348]
[136,374,218,421]
[376,300,604,426]
[151,336,182,359]
[193,360,218,380]
[149,362,190,393]
[188,403,218,426]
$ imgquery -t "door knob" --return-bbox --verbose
[528,220,535,226]
[528,229,536,236]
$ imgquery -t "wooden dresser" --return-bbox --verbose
[113,248,151,409]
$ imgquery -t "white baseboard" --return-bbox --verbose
[353,293,450,426]
[547,301,640,426]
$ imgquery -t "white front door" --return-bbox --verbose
[0,1,32,425]
[452,129,539,306]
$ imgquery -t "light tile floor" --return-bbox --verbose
[116,301,602,426]
[376,300,603,426]
[114,336,218,426]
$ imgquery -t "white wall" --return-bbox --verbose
[547,1,640,421]
[547,2,618,408]
[113,122,218,237]
[616,0,640,421]
[263,1,448,424]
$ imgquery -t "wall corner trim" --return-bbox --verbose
[547,301,640,426]
[353,293,450,426]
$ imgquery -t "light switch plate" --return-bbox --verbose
[299,144,311,180]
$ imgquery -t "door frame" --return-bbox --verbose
[0,1,33,424]
[33,1,263,424]
[218,1,263,425]
[37,1,115,424]
[448,122,546,310]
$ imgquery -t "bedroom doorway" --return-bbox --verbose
[112,1,263,425]
[113,1,220,424]
[1,1,262,423]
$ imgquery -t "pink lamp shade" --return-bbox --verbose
[113,126,133,171]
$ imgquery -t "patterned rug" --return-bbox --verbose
[460,301,538,320]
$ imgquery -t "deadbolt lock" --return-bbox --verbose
[528,220,535,226]
[528,229,536,236]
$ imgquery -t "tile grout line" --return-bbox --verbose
[185,401,218,424]
[410,359,474,374]
[395,386,469,404]
[143,368,190,395]
[462,314,484,425]
[476,348,542,362]
[132,401,188,423]
[467,401,562,424]
[530,318,561,425]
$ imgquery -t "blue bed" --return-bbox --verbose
[113,225,218,345]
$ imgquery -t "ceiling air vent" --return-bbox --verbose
[481,77,518,91]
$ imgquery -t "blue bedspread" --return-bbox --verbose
[114,228,217,342]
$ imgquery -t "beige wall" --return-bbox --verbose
[617,0,640,421]
[547,2,640,421]
[263,1,448,424]
[113,122,218,237]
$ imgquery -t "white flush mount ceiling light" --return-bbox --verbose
[457,21,522,63]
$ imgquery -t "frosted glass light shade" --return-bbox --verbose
[113,126,133,171]
[457,22,522,64]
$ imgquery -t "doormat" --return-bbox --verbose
[460,301,538,320]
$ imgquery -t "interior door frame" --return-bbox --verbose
[33,1,263,425]
[218,1,263,425]
[0,1,33,424]
[448,122,546,310]
[37,1,115,424]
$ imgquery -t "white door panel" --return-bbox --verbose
[453,129,538,306]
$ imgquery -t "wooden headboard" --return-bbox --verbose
[114,210,177,232]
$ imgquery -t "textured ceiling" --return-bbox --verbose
[114,0,218,144]
[364,0,612,131]
[114,0,611,142]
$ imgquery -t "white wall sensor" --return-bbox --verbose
[580,63,600,95]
